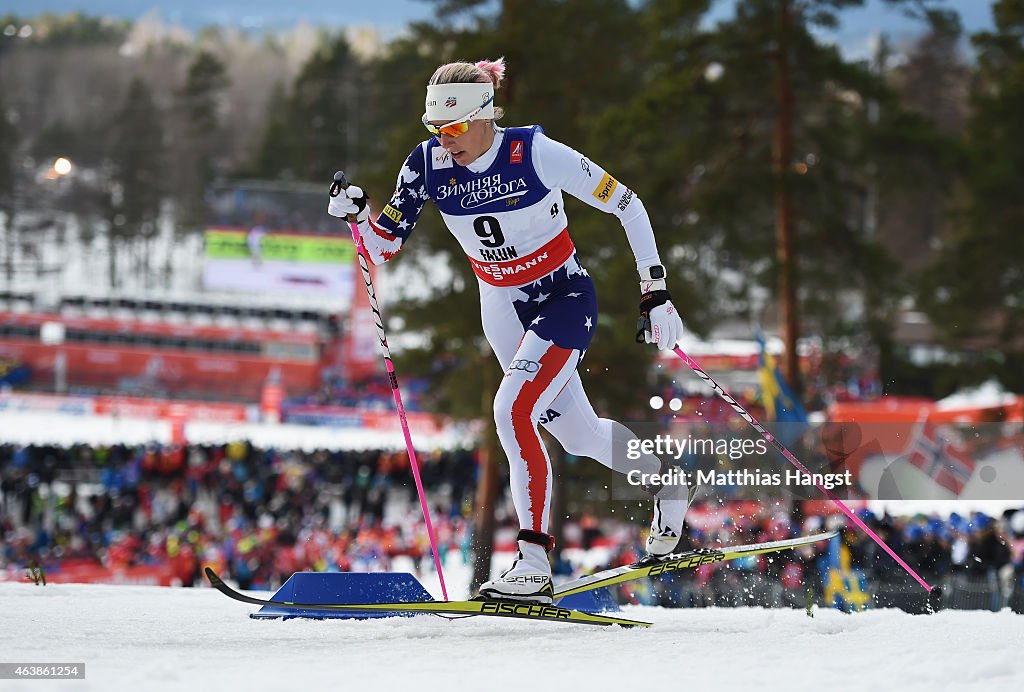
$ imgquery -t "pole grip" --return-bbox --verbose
[329,170,349,197]
[329,171,359,224]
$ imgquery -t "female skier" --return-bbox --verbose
[329,58,690,604]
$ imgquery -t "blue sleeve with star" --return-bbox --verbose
[359,145,430,264]
[380,148,427,223]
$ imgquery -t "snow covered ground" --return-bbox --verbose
[1,581,1021,692]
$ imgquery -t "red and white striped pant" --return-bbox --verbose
[482,267,664,534]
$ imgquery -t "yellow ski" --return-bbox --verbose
[206,568,649,628]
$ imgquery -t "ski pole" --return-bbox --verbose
[672,346,936,595]
[330,171,449,600]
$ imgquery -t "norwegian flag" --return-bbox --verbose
[906,422,976,494]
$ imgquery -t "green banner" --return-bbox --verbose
[204,228,355,264]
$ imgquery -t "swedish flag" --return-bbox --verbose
[756,330,807,423]
[821,536,871,612]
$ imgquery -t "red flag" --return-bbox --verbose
[907,423,975,494]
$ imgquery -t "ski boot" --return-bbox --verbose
[644,484,699,558]
[478,529,554,604]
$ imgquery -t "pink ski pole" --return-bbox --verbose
[672,346,936,596]
[330,171,449,600]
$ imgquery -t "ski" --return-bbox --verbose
[205,568,650,628]
[553,531,838,598]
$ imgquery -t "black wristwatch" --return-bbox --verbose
[640,265,666,281]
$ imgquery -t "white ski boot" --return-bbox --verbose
[645,498,686,556]
[644,484,698,557]
[478,530,554,604]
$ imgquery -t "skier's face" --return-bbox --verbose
[434,119,494,166]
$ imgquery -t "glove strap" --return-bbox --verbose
[636,289,671,343]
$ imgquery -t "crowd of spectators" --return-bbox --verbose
[296,373,430,412]
[0,441,476,590]
[2,441,1022,611]
[606,506,1024,612]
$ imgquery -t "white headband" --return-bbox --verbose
[424,82,494,122]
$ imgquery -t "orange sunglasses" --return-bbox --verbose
[422,95,495,138]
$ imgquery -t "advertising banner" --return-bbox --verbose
[202,227,355,298]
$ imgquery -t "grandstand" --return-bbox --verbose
[0,289,344,401]
[0,178,380,403]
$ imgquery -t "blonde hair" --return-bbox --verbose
[428,58,506,119]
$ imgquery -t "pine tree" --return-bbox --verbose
[249,33,360,182]
[0,83,18,286]
[107,77,165,288]
[595,0,950,395]
[0,85,16,215]
[246,81,291,180]
[877,21,969,276]
[173,49,230,229]
[921,0,1024,360]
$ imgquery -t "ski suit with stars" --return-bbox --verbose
[361,124,666,535]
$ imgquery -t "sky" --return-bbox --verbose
[3,0,997,49]
[3,0,438,36]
